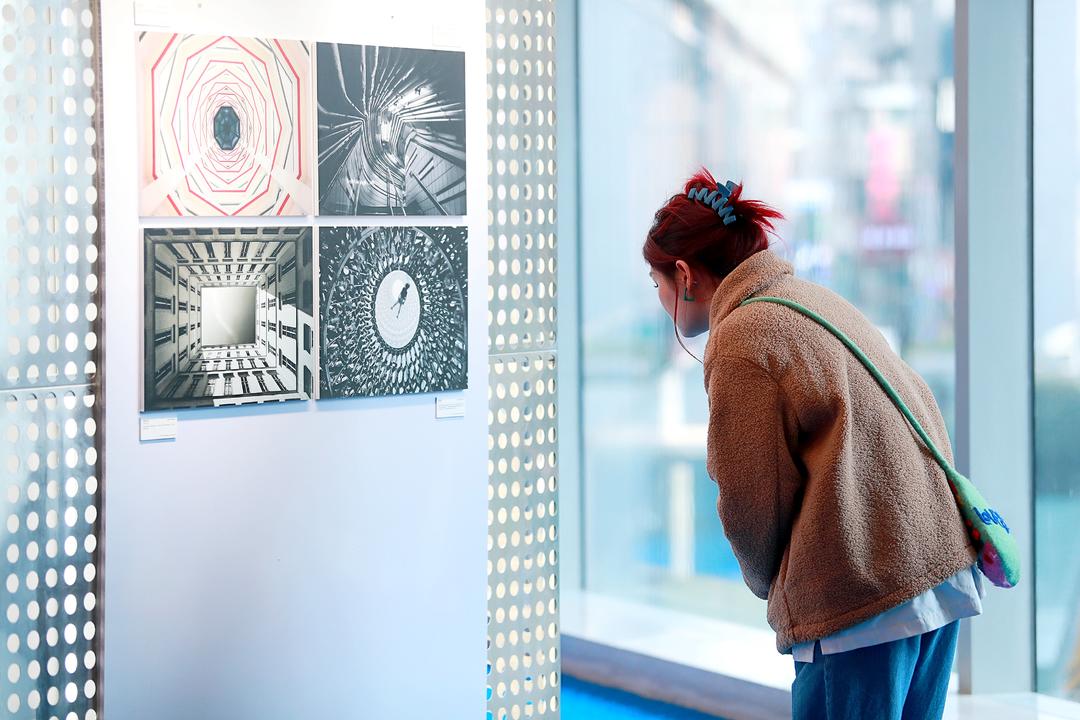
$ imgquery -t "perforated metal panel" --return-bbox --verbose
[486,2,558,358]
[487,1,560,718]
[1,1,104,718]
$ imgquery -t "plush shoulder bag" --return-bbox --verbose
[740,296,1020,589]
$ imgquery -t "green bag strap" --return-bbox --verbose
[740,296,955,475]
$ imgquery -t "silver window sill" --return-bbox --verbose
[562,590,1080,720]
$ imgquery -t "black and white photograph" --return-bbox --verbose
[143,226,316,410]
[319,226,468,399]
[317,42,467,216]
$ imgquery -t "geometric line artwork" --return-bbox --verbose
[317,43,467,216]
[143,226,315,410]
[137,33,313,217]
[319,226,468,398]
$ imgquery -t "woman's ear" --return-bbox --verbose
[674,259,694,290]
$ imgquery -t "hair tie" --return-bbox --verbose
[687,180,738,225]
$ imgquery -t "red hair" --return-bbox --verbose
[643,169,784,279]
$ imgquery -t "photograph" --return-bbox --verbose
[143,226,315,410]
[317,42,466,216]
[319,225,468,398]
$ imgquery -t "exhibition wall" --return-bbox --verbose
[101,1,490,718]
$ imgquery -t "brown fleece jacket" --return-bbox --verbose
[702,249,976,654]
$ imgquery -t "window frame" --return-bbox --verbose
[558,0,1059,707]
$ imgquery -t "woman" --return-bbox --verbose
[643,170,983,720]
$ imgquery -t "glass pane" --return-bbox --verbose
[578,0,956,629]
[1034,2,1080,700]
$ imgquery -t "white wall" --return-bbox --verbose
[101,1,488,717]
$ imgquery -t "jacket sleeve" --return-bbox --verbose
[705,355,803,600]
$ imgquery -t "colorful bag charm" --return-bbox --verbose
[741,296,1020,589]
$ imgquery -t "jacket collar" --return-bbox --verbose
[709,249,794,325]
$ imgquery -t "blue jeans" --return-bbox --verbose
[791,621,960,720]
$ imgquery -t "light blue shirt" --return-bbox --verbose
[792,566,984,663]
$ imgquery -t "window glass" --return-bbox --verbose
[1034,1,1080,699]
[578,0,956,627]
